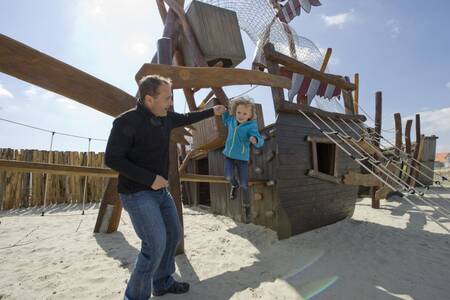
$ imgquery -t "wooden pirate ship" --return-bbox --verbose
[134,1,365,238]
[1,0,447,251]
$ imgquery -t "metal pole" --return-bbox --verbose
[82,138,91,215]
[41,131,55,216]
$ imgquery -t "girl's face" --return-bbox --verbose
[236,104,252,123]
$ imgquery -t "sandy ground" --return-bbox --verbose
[0,191,449,300]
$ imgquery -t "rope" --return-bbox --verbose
[335,100,448,183]
[297,109,450,232]
[0,117,107,142]
[229,85,260,100]
[329,117,450,217]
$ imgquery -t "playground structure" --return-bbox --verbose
[0,0,449,252]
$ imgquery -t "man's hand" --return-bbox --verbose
[249,136,257,145]
[151,175,169,190]
[213,105,226,116]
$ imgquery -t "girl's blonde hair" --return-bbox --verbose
[229,96,257,121]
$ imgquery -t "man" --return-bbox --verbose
[105,75,226,300]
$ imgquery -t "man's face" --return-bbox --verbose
[236,104,252,123]
[144,83,173,117]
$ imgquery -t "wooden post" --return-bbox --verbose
[158,37,185,254]
[405,119,413,154]
[319,48,332,72]
[394,113,402,156]
[409,114,421,186]
[264,43,284,112]
[353,73,359,114]
[371,91,382,208]
[374,91,382,147]
[94,178,122,233]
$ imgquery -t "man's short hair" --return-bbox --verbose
[138,75,172,100]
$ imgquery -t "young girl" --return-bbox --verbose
[221,96,264,223]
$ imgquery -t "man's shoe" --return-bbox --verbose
[230,185,238,200]
[153,281,190,296]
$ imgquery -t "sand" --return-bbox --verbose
[0,193,449,300]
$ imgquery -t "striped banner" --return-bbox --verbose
[282,67,342,104]
[276,0,322,23]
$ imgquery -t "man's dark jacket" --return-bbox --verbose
[105,102,214,194]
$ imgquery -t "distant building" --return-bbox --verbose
[435,152,450,168]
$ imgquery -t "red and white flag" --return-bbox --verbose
[276,0,322,23]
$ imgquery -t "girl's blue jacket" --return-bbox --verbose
[221,110,264,161]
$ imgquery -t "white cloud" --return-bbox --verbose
[0,84,14,98]
[130,42,150,56]
[446,82,450,89]
[24,86,38,97]
[406,107,450,152]
[321,9,354,28]
[387,19,400,39]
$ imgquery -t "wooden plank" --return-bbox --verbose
[263,43,356,91]
[180,173,266,185]
[306,135,333,144]
[342,171,381,187]
[306,169,342,184]
[0,34,135,117]
[277,102,366,121]
[135,64,291,89]
[0,159,117,177]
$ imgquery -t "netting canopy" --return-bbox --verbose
[195,0,343,112]
[197,0,324,70]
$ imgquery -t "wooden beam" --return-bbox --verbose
[0,34,135,117]
[306,169,342,184]
[306,135,334,144]
[353,73,359,114]
[158,37,185,254]
[263,43,356,91]
[0,159,117,177]
[135,64,291,89]
[156,0,168,22]
[179,173,267,185]
[319,48,332,72]
[197,90,215,110]
[174,50,198,111]
[264,44,284,112]
[342,171,382,187]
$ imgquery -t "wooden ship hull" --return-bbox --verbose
[183,100,362,239]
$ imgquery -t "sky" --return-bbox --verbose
[1,0,449,153]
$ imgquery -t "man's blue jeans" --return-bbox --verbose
[119,188,182,300]
[224,156,250,207]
